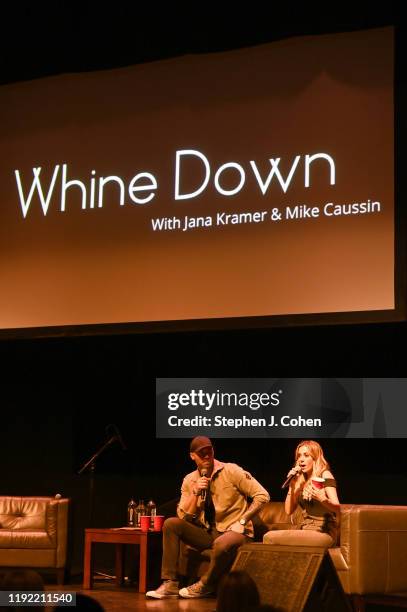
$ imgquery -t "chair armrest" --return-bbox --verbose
[53,499,69,568]
[340,505,407,595]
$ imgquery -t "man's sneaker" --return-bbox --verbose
[178,580,214,598]
[145,580,179,599]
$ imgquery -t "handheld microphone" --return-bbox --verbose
[200,469,208,501]
[106,424,127,451]
[281,465,301,489]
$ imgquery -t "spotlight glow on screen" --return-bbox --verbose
[0,27,394,332]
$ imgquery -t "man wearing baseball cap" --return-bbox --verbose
[146,436,269,600]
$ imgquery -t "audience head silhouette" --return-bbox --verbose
[55,593,105,611]
[0,570,44,612]
[216,570,260,612]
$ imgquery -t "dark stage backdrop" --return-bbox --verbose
[1,323,407,571]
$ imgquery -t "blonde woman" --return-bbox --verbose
[263,440,340,547]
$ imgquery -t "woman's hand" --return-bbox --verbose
[286,465,301,479]
[310,485,327,503]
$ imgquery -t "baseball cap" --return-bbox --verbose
[190,436,213,453]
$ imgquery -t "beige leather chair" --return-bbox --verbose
[260,502,407,612]
[0,495,69,584]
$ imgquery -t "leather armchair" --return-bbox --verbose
[259,502,407,612]
[0,496,69,584]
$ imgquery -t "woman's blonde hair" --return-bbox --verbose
[295,440,330,483]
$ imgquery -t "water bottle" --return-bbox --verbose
[135,500,146,528]
[127,499,137,527]
[146,499,157,529]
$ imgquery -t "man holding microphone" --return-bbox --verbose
[146,436,269,599]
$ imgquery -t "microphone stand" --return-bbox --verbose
[78,433,120,583]
[78,434,118,527]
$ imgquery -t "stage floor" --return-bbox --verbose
[44,581,403,612]
[47,582,216,611]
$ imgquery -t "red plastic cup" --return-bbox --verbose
[140,515,151,532]
[152,515,165,532]
[311,477,325,489]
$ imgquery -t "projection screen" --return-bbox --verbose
[0,27,395,334]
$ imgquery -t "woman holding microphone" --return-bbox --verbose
[263,440,340,547]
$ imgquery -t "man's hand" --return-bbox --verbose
[229,521,245,534]
[195,476,210,495]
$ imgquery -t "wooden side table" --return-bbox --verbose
[83,527,162,593]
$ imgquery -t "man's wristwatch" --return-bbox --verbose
[239,518,247,526]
